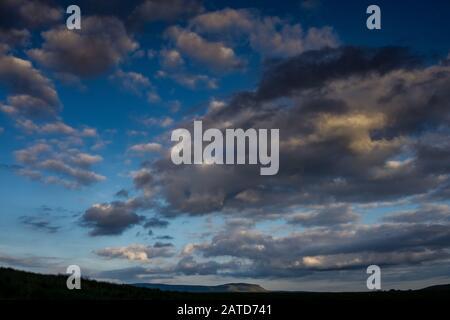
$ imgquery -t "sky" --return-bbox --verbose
[0,0,450,292]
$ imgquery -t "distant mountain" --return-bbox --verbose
[133,282,267,293]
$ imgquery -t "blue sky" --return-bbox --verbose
[1,0,450,291]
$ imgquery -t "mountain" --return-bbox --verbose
[133,282,267,293]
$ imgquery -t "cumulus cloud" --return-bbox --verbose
[0,0,62,29]
[132,46,450,217]
[28,16,138,77]
[166,26,243,71]
[81,200,145,236]
[190,8,338,57]
[159,49,184,68]
[95,218,450,281]
[14,119,98,138]
[14,139,105,189]
[128,142,162,153]
[0,28,30,50]
[0,53,60,118]
[110,69,152,95]
[95,243,174,261]
[183,222,450,278]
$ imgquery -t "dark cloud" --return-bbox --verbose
[0,0,62,30]
[383,204,450,224]
[144,217,169,229]
[94,219,450,281]
[173,256,241,276]
[186,222,450,278]
[0,53,60,118]
[28,16,138,77]
[115,189,129,198]
[81,200,145,236]
[155,235,174,240]
[132,47,450,217]
[19,215,60,233]
[129,0,203,25]
[0,28,30,50]
[257,46,421,100]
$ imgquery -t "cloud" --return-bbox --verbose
[166,26,243,71]
[160,49,184,68]
[81,200,145,236]
[190,8,338,57]
[128,142,162,153]
[158,70,218,89]
[14,119,99,141]
[140,116,174,128]
[132,47,450,216]
[208,99,226,113]
[130,0,203,24]
[256,46,420,100]
[95,243,174,261]
[144,217,169,229]
[28,16,138,77]
[19,215,60,233]
[288,204,360,227]
[110,69,152,95]
[383,204,450,224]
[183,222,450,278]
[14,139,105,189]
[115,189,129,198]
[0,28,30,50]
[0,0,62,29]
[301,0,321,10]
[0,53,60,118]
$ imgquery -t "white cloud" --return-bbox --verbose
[160,49,184,68]
[166,26,243,71]
[95,243,174,261]
[191,8,339,57]
[110,69,151,95]
[129,142,163,153]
